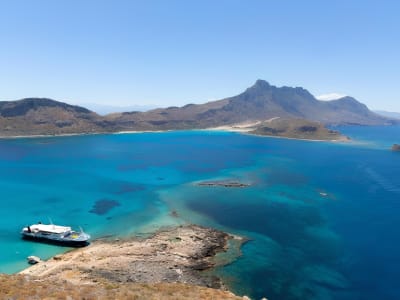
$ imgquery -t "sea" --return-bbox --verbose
[0,125,399,300]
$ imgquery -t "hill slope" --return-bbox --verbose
[0,81,396,136]
[107,80,393,130]
[0,275,242,300]
[0,98,115,136]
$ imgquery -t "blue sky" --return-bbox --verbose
[0,0,399,111]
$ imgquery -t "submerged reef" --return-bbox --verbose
[186,186,348,300]
[89,199,120,215]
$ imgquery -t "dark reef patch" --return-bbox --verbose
[89,199,120,215]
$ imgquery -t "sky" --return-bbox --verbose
[0,0,399,111]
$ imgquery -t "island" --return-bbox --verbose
[197,180,251,188]
[0,225,247,299]
[392,144,400,151]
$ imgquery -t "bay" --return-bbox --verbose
[0,126,399,300]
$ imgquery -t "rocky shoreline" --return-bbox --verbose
[197,180,251,188]
[20,225,244,291]
[392,144,400,151]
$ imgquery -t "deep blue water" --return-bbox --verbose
[0,126,399,300]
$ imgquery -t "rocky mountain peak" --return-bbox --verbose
[253,79,271,89]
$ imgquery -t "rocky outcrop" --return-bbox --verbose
[21,225,244,289]
[197,180,251,188]
[392,144,400,151]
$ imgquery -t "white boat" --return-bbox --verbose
[21,223,90,247]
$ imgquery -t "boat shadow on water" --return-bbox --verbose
[21,235,90,247]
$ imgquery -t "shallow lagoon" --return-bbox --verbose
[0,127,399,300]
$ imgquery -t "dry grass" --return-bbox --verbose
[0,275,244,300]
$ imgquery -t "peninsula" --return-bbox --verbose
[2,225,246,299]
[209,118,348,141]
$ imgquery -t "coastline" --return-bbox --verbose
[19,224,245,292]
[0,123,349,142]
[0,129,174,140]
[205,121,350,142]
[244,131,350,142]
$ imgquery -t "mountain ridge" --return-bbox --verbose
[375,110,400,120]
[107,80,391,130]
[0,80,396,137]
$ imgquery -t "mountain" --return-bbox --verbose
[0,98,116,136]
[80,103,157,115]
[107,80,393,130]
[0,81,396,137]
[374,110,400,120]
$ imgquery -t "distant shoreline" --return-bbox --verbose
[205,120,350,142]
[0,126,350,142]
[245,131,350,143]
[0,130,168,139]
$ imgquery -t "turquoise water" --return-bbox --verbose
[0,127,399,299]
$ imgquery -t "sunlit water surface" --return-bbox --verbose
[0,126,399,300]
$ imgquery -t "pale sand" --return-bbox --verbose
[206,118,349,142]
[206,118,280,133]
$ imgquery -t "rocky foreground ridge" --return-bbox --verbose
[0,225,247,299]
[0,80,396,138]
[0,276,244,300]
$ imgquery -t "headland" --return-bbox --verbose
[3,225,247,299]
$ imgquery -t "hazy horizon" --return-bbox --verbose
[2,79,400,115]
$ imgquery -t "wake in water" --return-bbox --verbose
[363,166,400,194]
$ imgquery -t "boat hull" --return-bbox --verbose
[21,232,90,247]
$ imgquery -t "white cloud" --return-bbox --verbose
[316,93,347,101]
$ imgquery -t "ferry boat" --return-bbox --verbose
[21,222,90,247]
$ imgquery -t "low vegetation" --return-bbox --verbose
[250,118,348,141]
[0,274,243,299]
